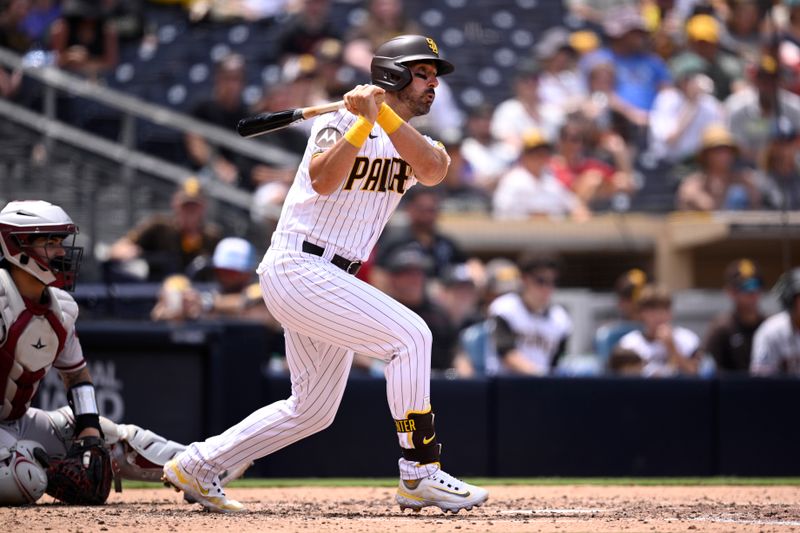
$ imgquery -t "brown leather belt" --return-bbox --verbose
[302,240,362,275]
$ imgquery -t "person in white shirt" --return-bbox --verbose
[751,267,800,376]
[649,52,725,164]
[488,254,572,376]
[492,130,590,221]
[612,285,702,377]
[490,60,564,158]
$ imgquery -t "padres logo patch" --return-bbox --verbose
[315,127,342,148]
[426,38,438,55]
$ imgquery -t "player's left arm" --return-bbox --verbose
[60,367,102,439]
[385,125,450,186]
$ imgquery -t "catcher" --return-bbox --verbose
[0,200,246,506]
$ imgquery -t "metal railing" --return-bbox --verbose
[0,46,296,221]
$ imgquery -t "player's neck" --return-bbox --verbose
[384,94,415,121]
[9,266,48,302]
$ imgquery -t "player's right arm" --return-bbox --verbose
[309,85,383,195]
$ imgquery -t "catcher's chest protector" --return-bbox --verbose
[0,269,68,421]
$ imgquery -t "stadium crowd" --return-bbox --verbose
[2,0,800,378]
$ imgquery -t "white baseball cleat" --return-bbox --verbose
[162,459,246,513]
[396,469,489,514]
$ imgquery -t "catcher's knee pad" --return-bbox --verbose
[394,407,441,465]
[0,440,48,505]
[110,424,186,483]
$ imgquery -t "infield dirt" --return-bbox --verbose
[5,484,800,532]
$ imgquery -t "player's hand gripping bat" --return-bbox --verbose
[236,101,346,138]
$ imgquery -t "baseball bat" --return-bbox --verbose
[237,100,345,138]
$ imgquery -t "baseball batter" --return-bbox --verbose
[164,35,489,514]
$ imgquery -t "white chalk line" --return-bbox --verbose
[690,516,800,527]
[499,508,611,515]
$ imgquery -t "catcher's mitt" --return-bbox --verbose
[45,437,112,505]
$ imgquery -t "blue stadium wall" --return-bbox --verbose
[32,321,800,477]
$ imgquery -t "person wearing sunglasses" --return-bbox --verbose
[486,253,572,375]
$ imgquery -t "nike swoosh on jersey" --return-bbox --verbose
[368,133,377,139]
[423,433,436,445]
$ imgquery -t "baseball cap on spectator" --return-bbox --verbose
[669,52,708,81]
[212,237,256,273]
[569,30,600,55]
[756,53,780,78]
[521,129,552,152]
[174,177,205,205]
[442,263,475,287]
[384,246,433,274]
[615,268,648,302]
[535,27,575,60]
[725,259,763,292]
[514,58,541,81]
[485,258,521,295]
[603,6,648,39]
[636,284,672,310]
[686,14,720,43]
[699,124,739,154]
[518,252,561,275]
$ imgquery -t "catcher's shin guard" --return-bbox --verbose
[394,407,441,466]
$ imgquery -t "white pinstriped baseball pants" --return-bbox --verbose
[180,244,438,481]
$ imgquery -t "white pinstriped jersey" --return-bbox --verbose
[271,109,449,262]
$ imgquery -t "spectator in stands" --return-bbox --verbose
[673,14,744,102]
[433,132,491,214]
[274,0,340,64]
[51,0,118,79]
[108,177,223,282]
[460,104,514,192]
[493,129,590,221]
[21,0,61,45]
[676,124,762,210]
[550,117,635,206]
[761,127,800,210]
[373,187,467,285]
[649,52,726,164]
[720,0,765,67]
[487,253,572,376]
[704,258,766,373]
[185,53,257,189]
[580,5,671,114]
[779,0,800,95]
[151,236,279,327]
[594,268,648,361]
[479,257,519,307]
[536,27,585,114]
[1,0,32,53]
[726,54,800,166]
[751,266,800,376]
[0,0,28,100]
[436,263,483,334]
[611,284,702,377]
[491,59,564,157]
[577,59,649,145]
[343,0,421,73]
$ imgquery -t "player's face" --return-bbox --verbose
[523,268,557,310]
[397,62,439,117]
[29,235,66,260]
[640,306,671,333]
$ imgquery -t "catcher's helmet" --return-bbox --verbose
[371,35,454,91]
[0,200,83,291]
[774,267,800,310]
